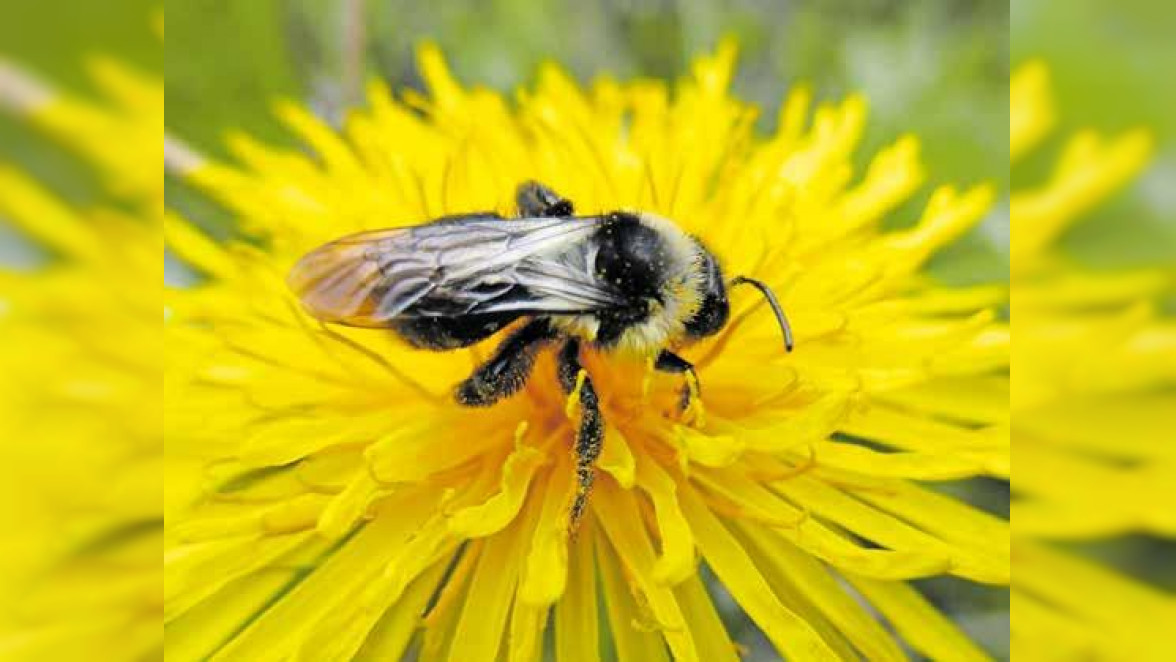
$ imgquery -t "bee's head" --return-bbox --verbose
[683,244,795,352]
[683,249,730,339]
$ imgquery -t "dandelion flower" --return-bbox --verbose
[1010,61,1176,661]
[0,170,160,661]
[165,43,1008,661]
[0,27,162,661]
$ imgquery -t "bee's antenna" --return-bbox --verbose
[730,276,795,352]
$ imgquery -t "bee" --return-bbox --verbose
[288,181,794,528]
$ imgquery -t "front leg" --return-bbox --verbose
[557,338,603,531]
[455,319,556,406]
[516,180,574,217]
[655,350,703,420]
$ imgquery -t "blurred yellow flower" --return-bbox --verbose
[1010,62,1176,661]
[0,143,160,659]
[0,169,160,661]
[165,43,1008,661]
[0,24,161,661]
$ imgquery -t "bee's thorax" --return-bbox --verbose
[549,212,706,356]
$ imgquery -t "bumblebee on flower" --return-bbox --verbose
[287,176,797,528]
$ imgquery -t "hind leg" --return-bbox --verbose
[454,319,557,406]
[516,180,575,217]
[556,338,603,531]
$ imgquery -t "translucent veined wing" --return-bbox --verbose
[287,213,627,327]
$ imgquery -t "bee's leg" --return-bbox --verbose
[654,350,704,421]
[516,180,575,217]
[454,319,557,407]
[557,338,603,531]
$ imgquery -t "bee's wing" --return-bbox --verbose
[287,214,627,327]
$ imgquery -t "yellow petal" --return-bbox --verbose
[1013,538,1175,633]
[848,575,993,662]
[507,600,547,662]
[677,483,839,661]
[316,471,382,540]
[324,559,446,662]
[836,471,1009,583]
[836,135,924,234]
[888,184,996,271]
[706,467,951,579]
[1010,60,1054,161]
[555,523,601,662]
[165,532,310,622]
[594,479,699,661]
[812,440,995,481]
[597,424,636,488]
[714,392,852,455]
[734,521,906,661]
[163,569,294,662]
[843,403,1007,454]
[164,212,236,280]
[419,543,480,660]
[274,100,364,178]
[670,424,744,468]
[170,493,327,542]
[595,525,672,662]
[1012,590,1106,662]
[671,574,741,662]
[207,494,434,660]
[879,375,1009,425]
[416,41,466,110]
[518,462,575,605]
[0,166,100,262]
[446,514,528,662]
[633,457,695,585]
[1012,128,1151,265]
[447,434,546,538]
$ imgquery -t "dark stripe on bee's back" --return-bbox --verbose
[392,311,522,350]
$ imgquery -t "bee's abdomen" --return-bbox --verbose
[392,311,521,350]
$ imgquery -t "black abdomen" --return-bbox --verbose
[392,311,522,350]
